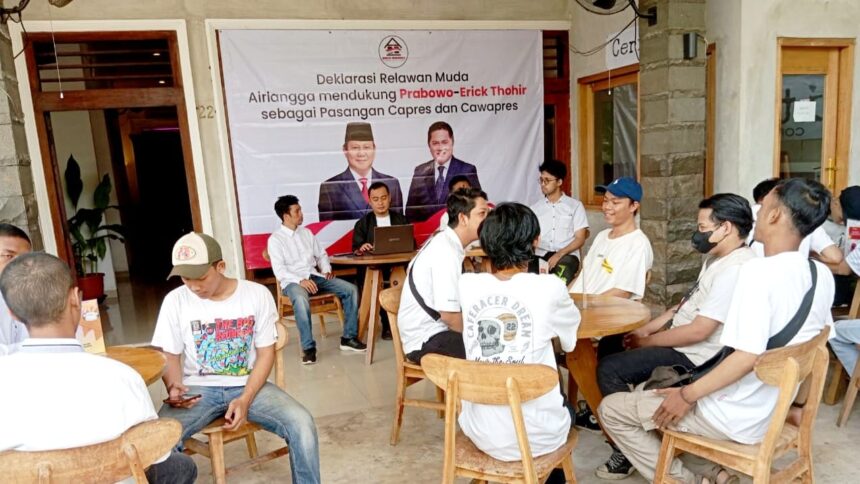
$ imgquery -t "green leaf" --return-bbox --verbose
[93,174,112,209]
[64,155,83,209]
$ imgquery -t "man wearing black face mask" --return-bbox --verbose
[592,194,756,481]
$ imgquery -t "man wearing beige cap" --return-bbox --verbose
[153,232,321,484]
[318,121,404,221]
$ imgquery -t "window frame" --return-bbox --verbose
[577,64,640,208]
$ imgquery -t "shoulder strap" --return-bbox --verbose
[767,259,818,349]
[407,234,442,321]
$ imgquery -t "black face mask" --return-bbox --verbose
[691,230,717,254]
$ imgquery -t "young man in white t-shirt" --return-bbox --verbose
[153,233,320,484]
[398,188,489,363]
[599,178,835,484]
[458,203,580,466]
[0,223,31,355]
[0,253,196,483]
[529,159,589,285]
[593,194,756,480]
[569,177,653,299]
[829,244,860,375]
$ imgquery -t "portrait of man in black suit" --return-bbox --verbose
[318,122,404,221]
[405,121,481,222]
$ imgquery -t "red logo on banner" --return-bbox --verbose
[379,35,408,68]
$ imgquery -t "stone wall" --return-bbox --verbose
[0,24,41,249]
[638,0,706,305]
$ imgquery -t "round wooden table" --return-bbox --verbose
[106,346,166,386]
[565,294,651,416]
[330,251,416,364]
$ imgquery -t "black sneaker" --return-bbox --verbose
[381,328,393,340]
[301,348,317,365]
[574,400,602,433]
[595,448,635,480]
[339,337,367,352]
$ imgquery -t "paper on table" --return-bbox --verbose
[793,99,817,123]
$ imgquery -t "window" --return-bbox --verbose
[578,65,639,206]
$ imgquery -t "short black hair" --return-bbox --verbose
[368,181,389,195]
[427,121,454,142]
[479,203,540,271]
[0,252,74,327]
[539,159,567,182]
[274,195,300,220]
[771,178,831,237]
[752,177,780,203]
[698,193,754,238]
[447,187,488,229]
[0,223,31,245]
[448,175,471,192]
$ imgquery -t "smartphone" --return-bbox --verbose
[163,393,201,404]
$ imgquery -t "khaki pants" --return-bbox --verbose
[598,388,731,483]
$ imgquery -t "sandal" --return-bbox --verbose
[696,467,739,484]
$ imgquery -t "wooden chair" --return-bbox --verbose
[653,327,830,483]
[837,343,860,427]
[0,418,181,483]
[422,354,578,484]
[379,286,445,446]
[276,280,344,343]
[183,320,290,484]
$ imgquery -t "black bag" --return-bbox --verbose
[643,259,818,390]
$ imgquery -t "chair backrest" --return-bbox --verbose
[849,280,860,319]
[421,354,561,483]
[274,320,288,390]
[753,327,830,465]
[0,418,181,483]
[380,287,407,364]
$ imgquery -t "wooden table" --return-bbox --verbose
[106,346,166,386]
[464,247,491,273]
[330,252,416,364]
[565,294,651,417]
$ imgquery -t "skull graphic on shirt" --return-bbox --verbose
[477,319,503,357]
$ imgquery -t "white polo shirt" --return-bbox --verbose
[267,224,333,288]
[398,227,464,354]
[0,292,28,355]
[530,194,589,258]
[698,252,834,444]
[152,280,278,387]
[0,339,158,452]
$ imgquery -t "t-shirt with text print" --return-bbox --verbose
[152,280,278,387]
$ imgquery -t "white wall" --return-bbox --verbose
[708,0,860,200]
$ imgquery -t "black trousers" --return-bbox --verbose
[407,330,466,363]
[528,251,580,285]
[596,334,695,396]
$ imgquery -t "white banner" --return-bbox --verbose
[218,29,544,267]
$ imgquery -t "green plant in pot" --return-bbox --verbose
[64,155,126,301]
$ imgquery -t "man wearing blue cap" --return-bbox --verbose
[569,177,653,300]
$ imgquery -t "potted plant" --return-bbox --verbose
[64,155,126,300]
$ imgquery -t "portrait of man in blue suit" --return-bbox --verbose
[318,122,404,221]
[405,121,481,222]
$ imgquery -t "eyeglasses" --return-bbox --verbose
[538,177,558,185]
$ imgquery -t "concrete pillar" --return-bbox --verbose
[0,24,41,249]
[638,0,706,306]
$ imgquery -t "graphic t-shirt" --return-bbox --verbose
[152,280,278,387]
[458,272,581,461]
[569,228,653,299]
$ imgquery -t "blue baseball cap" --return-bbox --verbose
[596,177,643,202]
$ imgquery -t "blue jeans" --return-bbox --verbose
[284,275,359,350]
[158,383,320,484]
[831,319,860,375]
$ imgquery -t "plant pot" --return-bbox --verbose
[78,273,105,301]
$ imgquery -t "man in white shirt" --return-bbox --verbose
[569,177,653,300]
[268,195,365,365]
[599,178,835,484]
[530,160,589,285]
[458,203,581,465]
[0,252,196,483]
[829,244,860,374]
[593,193,756,480]
[154,232,320,484]
[0,223,32,355]
[398,188,489,363]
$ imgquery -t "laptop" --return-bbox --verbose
[372,225,415,255]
